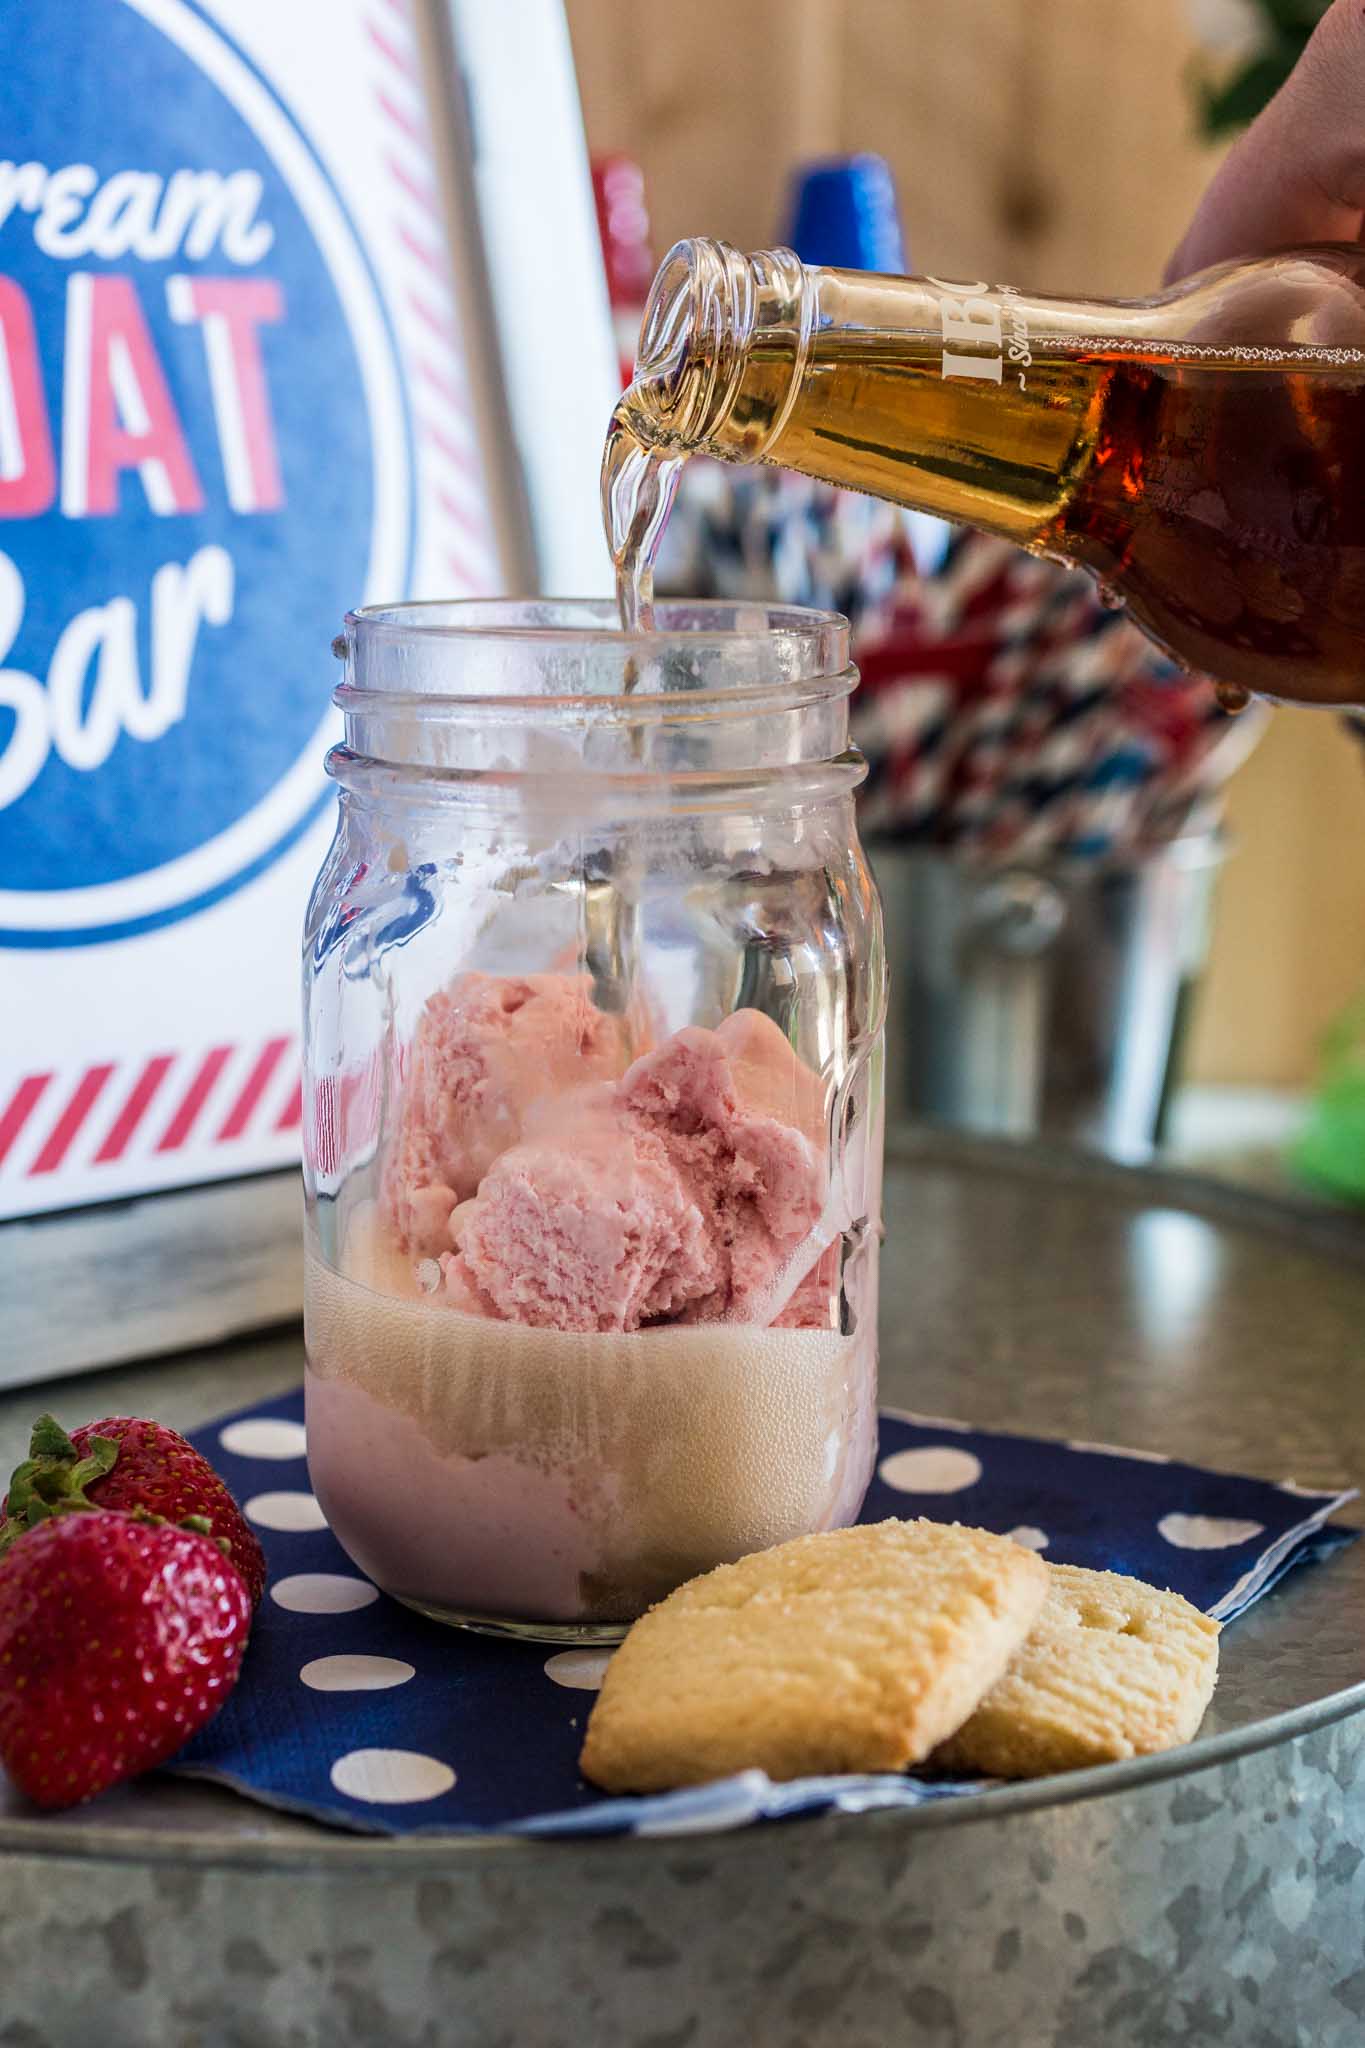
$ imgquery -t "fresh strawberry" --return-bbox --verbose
[0,1415,266,1606]
[0,1509,251,1809]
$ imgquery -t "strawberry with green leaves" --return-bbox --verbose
[0,1508,251,1809]
[0,1415,265,1606]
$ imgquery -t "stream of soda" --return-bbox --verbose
[601,403,685,633]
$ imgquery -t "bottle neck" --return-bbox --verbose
[624,239,814,462]
[622,239,1129,549]
[618,241,1365,709]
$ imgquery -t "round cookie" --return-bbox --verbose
[579,1518,1048,1793]
[933,1561,1220,1778]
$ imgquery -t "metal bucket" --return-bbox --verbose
[871,837,1223,1161]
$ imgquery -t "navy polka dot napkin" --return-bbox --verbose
[172,1389,1356,1838]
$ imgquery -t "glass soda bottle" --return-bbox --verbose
[604,239,1365,708]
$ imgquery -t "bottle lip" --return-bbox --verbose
[632,240,812,459]
[339,596,852,708]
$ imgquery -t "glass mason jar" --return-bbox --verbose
[302,598,885,1643]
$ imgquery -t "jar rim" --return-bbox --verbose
[339,596,852,709]
[345,595,848,651]
[337,597,858,781]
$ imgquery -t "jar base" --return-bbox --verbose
[395,1594,630,1646]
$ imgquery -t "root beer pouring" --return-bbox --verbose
[605,239,1365,708]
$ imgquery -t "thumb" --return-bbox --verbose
[1168,0,1365,280]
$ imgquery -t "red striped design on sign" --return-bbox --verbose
[364,16,420,83]
[374,85,427,151]
[368,0,491,598]
[396,220,448,281]
[155,1046,233,1153]
[436,486,490,544]
[275,1081,304,1132]
[414,355,469,413]
[93,1054,175,1163]
[423,420,477,477]
[0,1073,52,1168]
[384,150,441,220]
[406,290,459,350]
[215,1036,290,1142]
[30,1065,115,1174]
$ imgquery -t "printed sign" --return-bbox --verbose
[0,0,513,1217]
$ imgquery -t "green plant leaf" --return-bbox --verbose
[1198,49,1300,135]
[1257,0,1326,35]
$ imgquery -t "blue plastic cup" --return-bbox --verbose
[783,154,906,273]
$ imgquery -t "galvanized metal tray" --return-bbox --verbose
[3,1135,1363,2048]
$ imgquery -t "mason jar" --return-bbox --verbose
[302,598,885,1643]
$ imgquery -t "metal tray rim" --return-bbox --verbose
[3,1669,1362,1874]
[885,1127,1365,1264]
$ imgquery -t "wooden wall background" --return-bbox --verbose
[566,0,1365,1087]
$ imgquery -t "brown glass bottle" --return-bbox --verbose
[605,239,1365,707]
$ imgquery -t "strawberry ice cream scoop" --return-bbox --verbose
[449,1013,830,1333]
[385,972,633,1255]
[446,1088,722,1332]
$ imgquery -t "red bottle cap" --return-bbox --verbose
[592,156,655,311]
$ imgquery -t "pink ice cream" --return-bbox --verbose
[441,1009,833,1334]
[385,971,633,1255]
[314,995,875,1627]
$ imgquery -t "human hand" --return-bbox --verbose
[1168,0,1365,279]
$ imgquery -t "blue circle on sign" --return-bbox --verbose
[0,0,415,945]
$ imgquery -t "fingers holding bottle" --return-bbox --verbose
[1168,0,1365,279]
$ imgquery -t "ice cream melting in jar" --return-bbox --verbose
[303,598,885,1640]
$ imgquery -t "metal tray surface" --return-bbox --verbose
[3,1133,1363,1865]
[2,1136,1363,2047]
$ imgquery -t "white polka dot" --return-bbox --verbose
[271,1573,379,1614]
[244,1490,328,1532]
[544,1650,613,1691]
[1006,1526,1050,1551]
[1069,1441,1170,1464]
[301,1654,414,1692]
[219,1417,308,1460]
[1158,1512,1265,1551]
[330,1749,455,1804]
[878,1445,983,1494]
